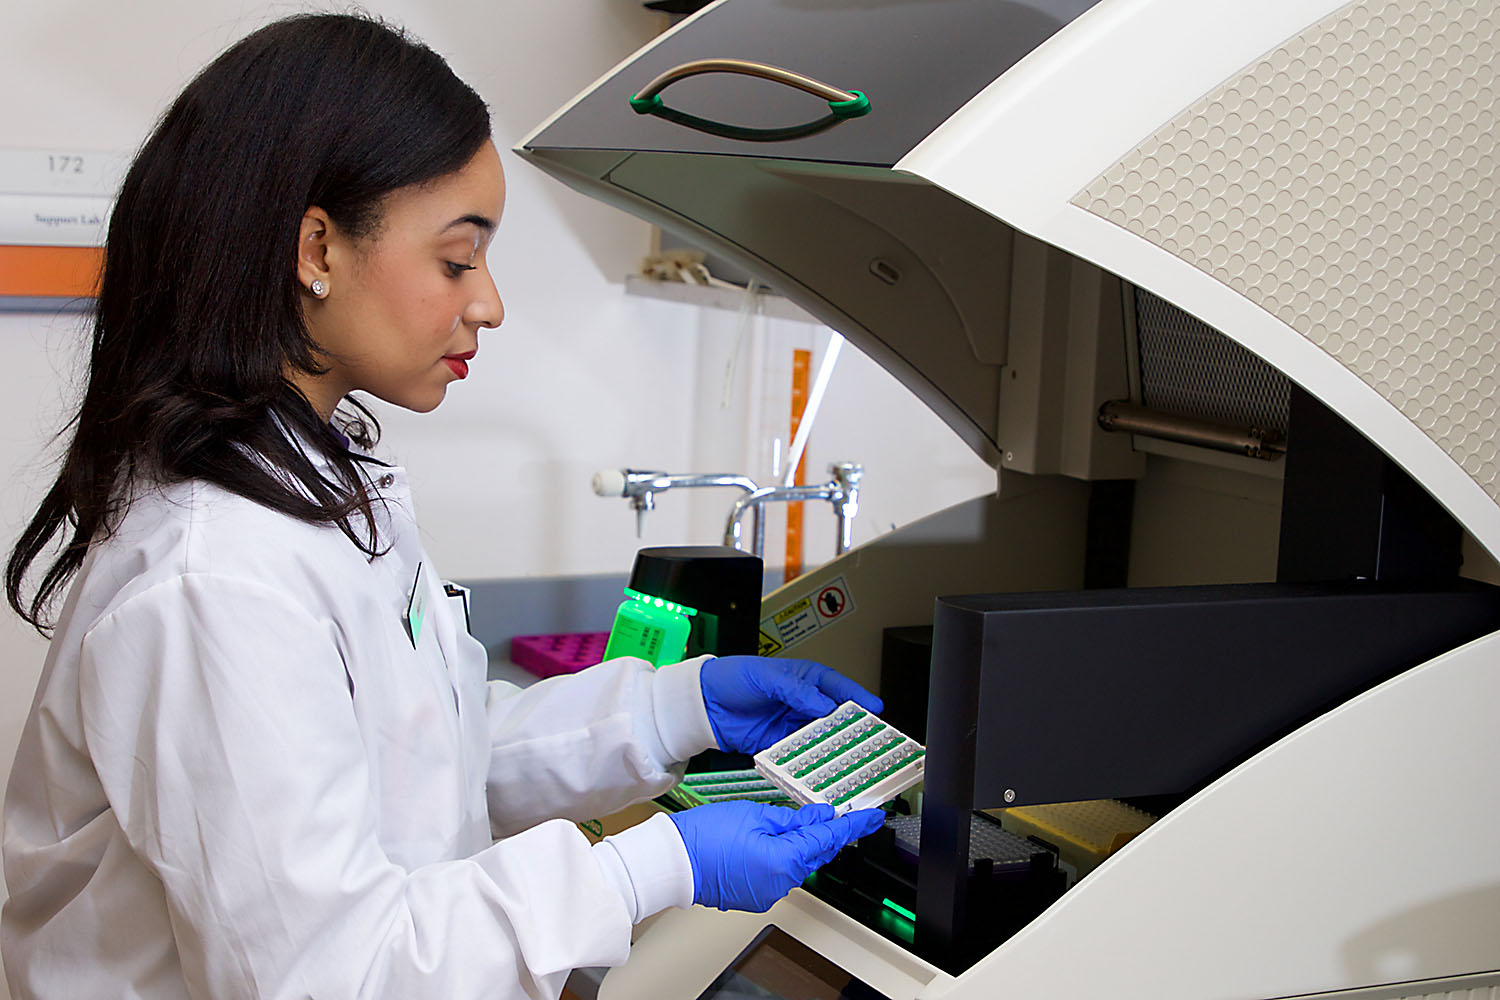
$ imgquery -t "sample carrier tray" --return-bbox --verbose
[754,702,926,815]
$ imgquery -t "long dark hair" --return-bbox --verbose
[7,14,492,633]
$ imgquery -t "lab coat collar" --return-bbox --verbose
[270,410,396,483]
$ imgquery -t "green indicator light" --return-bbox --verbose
[882,899,916,922]
[622,588,699,616]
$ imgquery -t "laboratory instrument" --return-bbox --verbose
[521,0,1500,997]
[602,545,762,667]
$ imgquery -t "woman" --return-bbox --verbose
[1,15,884,999]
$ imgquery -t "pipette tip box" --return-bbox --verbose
[753,701,925,815]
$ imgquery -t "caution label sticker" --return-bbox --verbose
[760,575,857,653]
[814,582,849,621]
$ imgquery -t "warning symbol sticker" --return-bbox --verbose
[757,629,785,656]
[759,575,857,653]
[815,584,848,621]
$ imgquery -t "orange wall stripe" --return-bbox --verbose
[785,348,812,584]
[0,245,104,298]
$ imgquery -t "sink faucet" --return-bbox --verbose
[593,469,763,547]
[723,462,864,558]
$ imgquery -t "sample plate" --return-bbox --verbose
[754,702,925,815]
[672,769,793,808]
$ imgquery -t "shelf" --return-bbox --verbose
[624,273,819,324]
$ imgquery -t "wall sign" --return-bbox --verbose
[0,148,128,308]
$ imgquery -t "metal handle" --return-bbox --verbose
[630,58,870,118]
[1098,401,1286,460]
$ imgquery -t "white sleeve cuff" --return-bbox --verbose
[590,812,695,923]
[646,655,718,763]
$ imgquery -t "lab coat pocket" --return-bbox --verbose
[359,619,469,864]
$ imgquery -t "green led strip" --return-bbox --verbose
[834,748,925,805]
[775,710,867,765]
[881,898,916,922]
[812,736,902,792]
[793,723,887,778]
[622,588,699,617]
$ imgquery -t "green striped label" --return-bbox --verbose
[793,723,887,778]
[834,748,925,805]
[681,773,763,786]
[774,710,867,765]
[812,736,903,792]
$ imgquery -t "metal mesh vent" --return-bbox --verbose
[1135,287,1291,436]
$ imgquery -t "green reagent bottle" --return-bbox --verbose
[603,588,696,667]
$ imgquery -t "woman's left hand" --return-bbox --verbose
[699,656,883,754]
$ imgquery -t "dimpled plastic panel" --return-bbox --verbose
[1075,0,1500,505]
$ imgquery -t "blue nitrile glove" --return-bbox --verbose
[669,800,886,912]
[700,656,883,754]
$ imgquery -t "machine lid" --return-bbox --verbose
[524,0,1103,167]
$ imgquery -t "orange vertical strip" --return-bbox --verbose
[785,348,812,584]
[0,245,104,298]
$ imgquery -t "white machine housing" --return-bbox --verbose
[518,1,1500,997]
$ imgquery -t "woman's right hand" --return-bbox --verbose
[667,800,885,912]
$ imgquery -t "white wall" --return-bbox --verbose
[671,309,1000,583]
[0,2,994,993]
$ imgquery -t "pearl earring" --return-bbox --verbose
[310,279,327,298]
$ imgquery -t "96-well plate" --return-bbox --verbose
[753,701,925,815]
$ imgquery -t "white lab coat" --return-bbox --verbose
[1,450,713,999]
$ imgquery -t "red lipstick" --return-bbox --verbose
[443,350,476,379]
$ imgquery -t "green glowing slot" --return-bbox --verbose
[622,588,699,616]
[793,723,886,778]
[812,736,902,791]
[775,711,867,765]
[882,898,916,922]
[833,748,925,805]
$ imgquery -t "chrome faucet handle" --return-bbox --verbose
[829,461,864,490]
[592,468,669,498]
[829,462,863,555]
[632,490,655,537]
[592,469,628,497]
[597,469,763,541]
[593,469,665,537]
